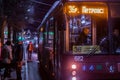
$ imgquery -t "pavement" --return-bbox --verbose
[26,53,41,80]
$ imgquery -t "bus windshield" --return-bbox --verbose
[65,2,120,54]
[68,14,106,54]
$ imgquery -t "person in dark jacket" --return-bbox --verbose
[112,28,120,53]
[27,41,34,60]
[2,40,13,79]
[100,28,120,54]
[14,41,23,80]
[77,27,91,45]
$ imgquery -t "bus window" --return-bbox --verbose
[69,15,92,45]
[110,3,120,54]
[43,18,54,48]
[63,2,109,54]
[67,14,108,54]
[47,18,54,48]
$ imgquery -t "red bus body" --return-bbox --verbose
[38,0,120,80]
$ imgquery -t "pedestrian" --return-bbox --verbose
[27,41,34,60]
[0,38,3,69]
[1,40,13,79]
[14,41,23,80]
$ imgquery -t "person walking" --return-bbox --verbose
[1,40,13,79]
[27,41,34,60]
[14,41,23,80]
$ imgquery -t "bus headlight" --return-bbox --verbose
[72,64,77,69]
[72,71,76,76]
[72,77,77,80]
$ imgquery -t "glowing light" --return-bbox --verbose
[109,65,114,73]
[68,5,78,13]
[82,65,87,71]
[96,65,102,70]
[89,65,94,71]
[27,9,31,12]
[72,71,76,76]
[72,64,77,69]
[49,32,54,35]
[72,77,77,80]
[81,20,86,24]
[40,28,43,32]
[4,31,8,34]
[82,6,104,14]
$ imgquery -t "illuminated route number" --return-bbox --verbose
[74,56,83,61]
[73,46,81,52]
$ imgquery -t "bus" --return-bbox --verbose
[38,0,120,80]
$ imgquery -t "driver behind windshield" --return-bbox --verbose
[77,27,91,45]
